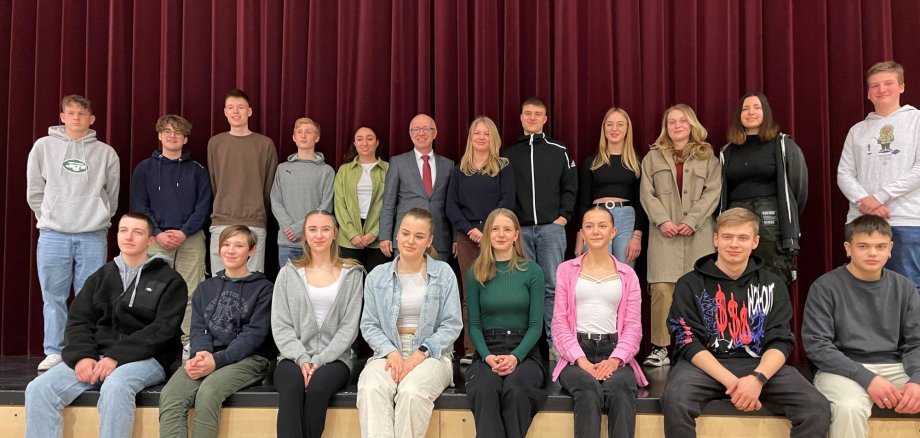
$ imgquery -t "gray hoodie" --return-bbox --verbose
[113,252,172,308]
[271,262,364,370]
[269,152,335,248]
[26,126,120,232]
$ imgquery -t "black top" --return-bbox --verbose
[502,133,578,226]
[445,164,516,234]
[724,135,777,201]
[577,154,648,233]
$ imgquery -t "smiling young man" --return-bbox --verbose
[661,208,829,437]
[25,213,187,438]
[838,61,920,290]
[207,89,278,273]
[803,214,920,438]
[27,94,120,371]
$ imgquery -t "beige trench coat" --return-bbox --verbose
[640,147,721,283]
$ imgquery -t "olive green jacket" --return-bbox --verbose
[334,158,389,249]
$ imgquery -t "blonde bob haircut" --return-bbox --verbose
[472,208,529,285]
[459,116,508,177]
[653,104,713,162]
[591,107,641,178]
[291,210,357,269]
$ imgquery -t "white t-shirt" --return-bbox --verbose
[307,272,342,329]
[396,272,426,328]
[575,276,622,334]
[357,163,375,219]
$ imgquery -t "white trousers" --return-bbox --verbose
[814,362,909,438]
[357,333,453,438]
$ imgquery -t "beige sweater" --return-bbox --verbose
[207,132,278,228]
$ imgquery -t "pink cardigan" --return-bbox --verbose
[551,254,648,386]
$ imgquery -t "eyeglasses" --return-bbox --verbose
[161,129,185,138]
[409,127,436,135]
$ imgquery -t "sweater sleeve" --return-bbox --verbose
[466,269,490,358]
[320,166,335,212]
[759,278,794,359]
[271,268,311,366]
[313,270,364,366]
[105,274,188,365]
[130,162,159,234]
[498,164,516,211]
[181,164,213,236]
[668,276,710,362]
[837,129,870,203]
[899,278,920,384]
[212,282,273,369]
[26,143,46,218]
[263,142,278,208]
[188,283,214,358]
[511,264,545,362]
[61,270,103,368]
[446,166,473,235]
[559,151,578,221]
[802,277,878,388]
[270,166,295,230]
[105,149,120,220]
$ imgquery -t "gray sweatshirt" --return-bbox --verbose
[838,105,920,226]
[271,262,364,370]
[270,152,335,248]
[802,266,920,388]
[26,126,120,232]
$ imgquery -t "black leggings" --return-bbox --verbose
[274,359,351,438]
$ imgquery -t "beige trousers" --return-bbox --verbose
[148,230,206,339]
[357,333,453,438]
[649,282,676,347]
[814,362,910,438]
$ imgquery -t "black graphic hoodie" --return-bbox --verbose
[189,270,274,369]
[668,253,794,363]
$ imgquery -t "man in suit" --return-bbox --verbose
[379,113,455,261]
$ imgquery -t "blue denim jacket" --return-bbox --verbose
[360,254,462,359]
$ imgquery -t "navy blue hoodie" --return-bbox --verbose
[131,149,212,236]
[189,271,274,369]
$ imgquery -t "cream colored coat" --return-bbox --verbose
[640,147,721,283]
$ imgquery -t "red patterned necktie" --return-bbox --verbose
[422,154,433,196]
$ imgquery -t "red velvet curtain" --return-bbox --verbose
[2,1,919,359]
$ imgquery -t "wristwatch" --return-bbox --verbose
[417,345,430,358]
[751,371,769,385]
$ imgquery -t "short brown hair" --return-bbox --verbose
[219,225,257,250]
[225,88,251,106]
[294,117,321,136]
[155,115,192,137]
[716,207,760,235]
[120,212,155,236]
[521,97,547,112]
[61,95,92,114]
[866,61,904,85]
[845,214,893,242]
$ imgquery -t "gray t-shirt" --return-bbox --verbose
[802,265,920,388]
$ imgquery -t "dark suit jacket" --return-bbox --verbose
[379,149,454,253]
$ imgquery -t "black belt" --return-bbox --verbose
[593,200,631,209]
[484,329,526,337]
[577,332,617,341]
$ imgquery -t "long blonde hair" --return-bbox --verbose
[591,107,641,178]
[459,116,508,177]
[653,104,713,161]
[291,210,357,268]
[472,209,529,285]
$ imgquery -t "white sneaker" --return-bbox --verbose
[37,354,62,371]
[459,353,475,365]
[643,347,670,367]
[182,343,191,361]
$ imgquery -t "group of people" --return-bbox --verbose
[20,59,920,438]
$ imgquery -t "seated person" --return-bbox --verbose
[803,214,920,438]
[25,212,187,438]
[661,207,829,437]
[158,225,274,438]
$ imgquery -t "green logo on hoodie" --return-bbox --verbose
[63,159,88,174]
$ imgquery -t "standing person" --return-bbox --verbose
[552,206,647,438]
[803,215,920,438]
[576,107,646,266]
[25,213,187,438]
[157,225,274,438]
[464,208,545,437]
[722,92,808,286]
[379,114,455,262]
[503,97,578,357]
[27,94,120,371]
[446,116,516,363]
[207,88,278,273]
[357,208,462,438]
[639,104,721,367]
[272,210,365,438]
[132,114,212,356]
[661,208,830,437]
[335,126,391,273]
[271,117,335,266]
[838,60,920,289]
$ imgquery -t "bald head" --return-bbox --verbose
[409,113,438,153]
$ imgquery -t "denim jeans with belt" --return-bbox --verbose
[465,329,547,438]
[558,334,638,438]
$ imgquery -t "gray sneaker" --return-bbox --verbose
[459,353,475,365]
[37,354,62,371]
[549,346,561,363]
[643,347,670,367]
[182,343,191,361]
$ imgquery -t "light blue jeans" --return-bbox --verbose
[889,226,920,292]
[520,223,567,347]
[609,206,637,267]
[278,245,304,267]
[25,357,165,438]
[37,229,107,355]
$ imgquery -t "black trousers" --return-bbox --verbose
[557,335,638,438]
[339,246,390,275]
[661,358,830,438]
[464,329,547,438]
[274,359,351,438]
